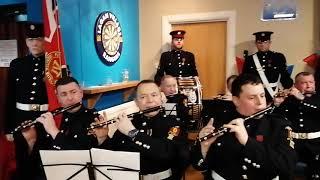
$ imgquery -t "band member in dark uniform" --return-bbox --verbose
[191,74,296,180]
[4,22,48,180]
[242,31,293,103]
[111,80,189,179]
[154,30,198,84]
[275,72,320,179]
[36,76,111,150]
[160,75,190,129]
[202,75,237,125]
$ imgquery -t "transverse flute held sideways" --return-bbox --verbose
[12,102,82,133]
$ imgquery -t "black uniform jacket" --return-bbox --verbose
[154,50,198,83]
[5,54,48,133]
[166,93,190,126]
[191,108,296,180]
[41,106,112,150]
[110,112,189,176]
[275,94,320,152]
[242,51,293,101]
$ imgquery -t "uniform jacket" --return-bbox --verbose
[42,106,112,150]
[191,108,296,180]
[5,54,48,133]
[154,50,198,83]
[110,112,189,177]
[275,94,320,152]
[242,51,293,101]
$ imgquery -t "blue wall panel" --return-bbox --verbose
[1,0,139,109]
[59,0,140,109]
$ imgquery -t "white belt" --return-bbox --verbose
[292,131,320,139]
[16,102,48,111]
[142,168,172,180]
[211,170,225,180]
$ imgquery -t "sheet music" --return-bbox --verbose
[163,103,177,116]
[40,149,140,180]
[91,148,140,180]
[40,150,91,180]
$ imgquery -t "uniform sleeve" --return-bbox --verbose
[5,60,18,133]
[154,53,167,84]
[190,140,209,171]
[189,53,198,76]
[242,119,296,178]
[277,53,293,89]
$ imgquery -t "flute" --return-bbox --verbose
[198,105,275,142]
[12,102,82,133]
[87,106,163,132]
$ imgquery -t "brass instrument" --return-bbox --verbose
[87,106,163,132]
[198,105,275,142]
[12,102,82,133]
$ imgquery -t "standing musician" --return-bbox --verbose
[191,74,296,180]
[110,80,189,179]
[36,76,111,150]
[4,22,48,180]
[275,72,320,179]
[242,31,293,103]
[160,75,190,129]
[154,30,198,84]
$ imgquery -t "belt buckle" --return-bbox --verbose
[298,133,307,139]
[32,104,40,111]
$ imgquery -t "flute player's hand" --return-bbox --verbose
[36,112,59,139]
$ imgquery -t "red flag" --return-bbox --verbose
[42,0,67,127]
[236,56,245,74]
[303,53,319,69]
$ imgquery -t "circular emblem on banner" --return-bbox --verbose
[94,11,123,65]
[45,51,62,85]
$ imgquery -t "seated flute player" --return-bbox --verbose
[191,74,296,180]
[110,80,189,180]
[160,75,190,130]
[35,76,112,150]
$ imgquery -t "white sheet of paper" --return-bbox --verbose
[0,40,17,67]
[40,150,91,180]
[163,103,177,116]
[40,149,140,180]
[91,148,140,180]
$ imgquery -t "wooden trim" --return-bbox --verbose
[83,81,139,108]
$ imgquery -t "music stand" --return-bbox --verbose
[40,148,140,180]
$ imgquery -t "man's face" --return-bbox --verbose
[295,75,315,93]
[232,83,266,116]
[255,40,271,52]
[172,38,184,49]
[160,77,178,96]
[56,82,83,112]
[135,83,162,117]
[26,37,45,57]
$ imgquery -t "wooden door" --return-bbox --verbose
[172,22,227,99]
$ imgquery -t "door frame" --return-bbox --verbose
[162,11,236,78]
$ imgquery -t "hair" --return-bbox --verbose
[135,79,159,95]
[160,75,176,84]
[226,75,238,91]
[295,71,313,82]
[55,76,80,89]
[231,74,262,97]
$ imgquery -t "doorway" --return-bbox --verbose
[172,22,227,99]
